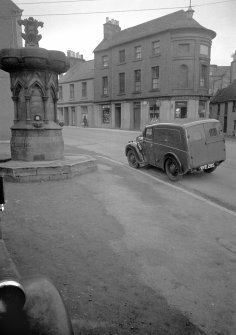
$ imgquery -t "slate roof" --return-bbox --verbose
[1,0,22,13]
[211,80,236,103]
[59,60,94,84]
[94,10,216,52]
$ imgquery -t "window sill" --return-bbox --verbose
[150,54,161,58]
[149,89,160,92]
[101,94,109,98]
[117,93,126,96]
[132,91,142,95]
[133,59,142,62]
[117,62,126,66]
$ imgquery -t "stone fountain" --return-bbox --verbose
[0,17,96,182]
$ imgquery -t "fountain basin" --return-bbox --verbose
[0,48,69,73]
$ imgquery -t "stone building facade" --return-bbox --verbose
[210,52,236,136]
[58,59,95,127]
[93,9,216,130]
[209,65,231,96]
[0,0,22,140]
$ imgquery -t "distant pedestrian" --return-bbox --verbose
[83,115,88,127]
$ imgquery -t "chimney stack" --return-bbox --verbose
[103,17,121,40]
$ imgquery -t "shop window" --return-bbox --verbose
[198,100,206,118]
[134,69,141,92]
[152,41,160,56]
[175,101,187,118]
[102,105,111,124]
[119,49,125,63]
[135,46,142,60]
[151,66,159,90]
[149,101,160,123]
[119,73,125,94]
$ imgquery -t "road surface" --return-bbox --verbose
[2,126,236,335]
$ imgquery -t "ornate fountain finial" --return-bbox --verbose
[18,17,44,47]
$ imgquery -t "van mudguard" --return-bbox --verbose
[125,142,147,166]
[163,152,184,174]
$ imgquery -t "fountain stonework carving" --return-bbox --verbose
[0,17,69,161]
[0,18,96,181]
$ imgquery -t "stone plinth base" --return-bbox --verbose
[0,155,97,182]
[11,127,64,162]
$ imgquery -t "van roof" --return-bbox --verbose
[146,119,219,129]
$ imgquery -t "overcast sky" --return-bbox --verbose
[14,0,236,66]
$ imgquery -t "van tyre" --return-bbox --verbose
[165,157,182,182]
[204,166,217,173]
[127,150,140,169]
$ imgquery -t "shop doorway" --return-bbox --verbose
[133,102,141,130]
[115,104,121,128]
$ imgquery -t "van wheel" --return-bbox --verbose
[165,157,182,182]
[204,166,217,173]
[127,150,140,169]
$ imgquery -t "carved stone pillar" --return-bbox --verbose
[42,95,49,123]
[25,95,31,124]
[54,97,58,122]
[12,96,18,123]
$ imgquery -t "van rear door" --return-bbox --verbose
[203,121,226,162]
[187,124,208,167]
